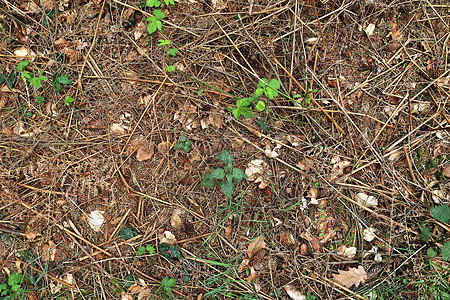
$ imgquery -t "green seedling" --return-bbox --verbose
[174,134,192,152]
[165,65,176,73]
[294,88,317,106]
[36,96,45,106]
[425,205,450,261]
[52,73,73,93]
[202,150,247,199]
[146,0,174,7]
[0,70,16,91]
[64,96,75,106]
[230,78,280,119]
[158,276,176,299]
[158,39,178,57]
[146,9,165,35]
[18,62,48,89]
[137,244,156,256]
[0,272,25,299]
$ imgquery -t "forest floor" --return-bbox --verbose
[0,0,450,299]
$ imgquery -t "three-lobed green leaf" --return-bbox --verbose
[210,168,225,180]
[16,60,29,72]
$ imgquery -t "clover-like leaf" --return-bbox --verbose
[255,101,265,111]
[57,75,72,84]
[210,168,225,180]
[153,9,165,20]
[232,168,247,183]
[431,206,450,223]
[16,60,29,72]
[168,48,178,56]
[201,173,216,188]
[216,150,234,165]
[442,242,450,261]
[219,180,234,199]
[119,227,139,240]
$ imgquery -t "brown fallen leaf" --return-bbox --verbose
[280,231,297,248]
[170,211,183,229]
[443,165,450,177]
[157,141,171,155]
[136,141,154,162]
[247,236,266,258]
[284,285,306,300]
[332,265,367,288]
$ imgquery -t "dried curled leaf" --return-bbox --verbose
[332,265,367,288]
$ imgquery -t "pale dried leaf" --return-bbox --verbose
[209,108,223,129]
[238,259,249,273]
[354,193,378,207]
[157,141,171,155]
[332,266,367,288]
[296,159,313,171]
[14,46,36,59]
[159,231,176,244]
[121,292,133,300]
[170,211,183,229]
[337,245,357,259]
[265,144,281,158]
[363,227,376,242]
[25,231,38,241]
[443,165,450,177]
[42,240,57,261]
[110,123,127,135]
[189,147,201,163]
[365,23,376,36]
[284,285,306,300]
[280,231,297,248]
[247,236,266,258]
[88,210,105,232]
[435,77,449,88]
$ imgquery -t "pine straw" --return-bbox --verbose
[0,0,449,299]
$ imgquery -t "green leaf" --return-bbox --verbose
[156,20,162,31]
[232,168,247,183]
[16,60,29,72]
[39,75,48,81]
[29,77,41,89]
[0,73,6,85]
[21,71,31,80]
[146,16,156,22]
[269,78,281,89]
[168,48,178,56]
[240,107,253,118]
[226,173,233,182]
[119,228,138,240]
[216,150,234,165]
[219,180,234,199]
[153,9,165,20]
[201,173,216,188]
[258,78,269,88]
[442,242,450,261]
[255,101,265,111]
[146,245,155,254]
[8,273,23,286]
[170,244,182,259]
[57,75,72,84]
[430,206,450,223]
[123,274,134,288]
[36,96,45,105]
[254,88,264,98]
[232,108,241,119]
[165,65,176,73]
[6,71,16,91]
[419,226,431,242]
[158,39,170,46]
[136,246,146,256]
[147,22,157,35]
[174,142,183,150]
[146,0,161,7]
[179,134,187,142]
[64,96,75,106]
[183,140,192,152]
[427,247,437,258]
[210,168,225,180]
[164,0,175,5]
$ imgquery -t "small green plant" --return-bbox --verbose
[294,88,317,106]
[0,272,25,299]
[0,70,16,91]
[146,0,174,8]
[146,9,165,35]
[424,205,450,261]
[52,73,73,93]
[136,244,156,256]
[174,134,192,152]
[19,61,48,89]
[157,39,178,57]
[165,65,176,73]
[230,78,280,119]
[157,276,176,299]
[64,96,75,106]
[201,150,247,199]
[306,291,317,300]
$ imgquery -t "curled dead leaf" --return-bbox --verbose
[170,211,183,229]
[332,266,367,288]
[284,285,306,300]
[136,141,154,162]
[157,141,171,155]
[247,236,266,258]
[337,245,357,259]
[280,231,297,248]
[354,192,378,208]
